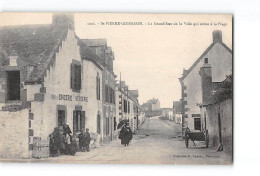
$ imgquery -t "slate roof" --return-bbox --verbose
[81,39,107,47]
[129,90,139,97]
[179,41,232,81]
[201,75,232,107]
[0,24,68,83]
[76,37,103,70]
[0,22,104,83]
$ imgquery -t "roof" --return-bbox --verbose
[0,22,104,83]
[0,24,68,83]
[82,39,107,47]
[179,41,232,81]
[76,37,103,70]
[147,98,159,104]
[129,90,139,97]
[201,75,232,107]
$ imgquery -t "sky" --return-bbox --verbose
[0,13,232,108]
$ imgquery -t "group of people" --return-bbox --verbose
[49,123,93,157]
[49,123,77,157]
[78,128,91,152]
[118,121,133,146]
[49,121,133,157]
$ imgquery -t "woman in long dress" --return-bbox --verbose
[119,122,133,146]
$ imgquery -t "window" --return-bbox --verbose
[114,117,117,131]
[96,74,100,100]
[106,118,110,135]
[124,99,127,113]
[194,118,201,130]
[7,71,20,100]
[109,87,113,103]
[105,85,109,103]
[97,114,101,134]
[58,110,65,126]
[128,102,130,114]
[71,63,81,92]
[73,111,85,133]
[109,87,115,104]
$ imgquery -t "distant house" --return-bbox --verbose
[172,101,182,123]
[179,30,232,134]
[147,98,160,111]
[115,81,136,132]
[200,74,232,156]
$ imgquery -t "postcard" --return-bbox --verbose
[0,12,232,164]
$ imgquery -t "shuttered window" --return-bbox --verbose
[105,85,109,103]
[71,63,81,92]
[96,74,101,100]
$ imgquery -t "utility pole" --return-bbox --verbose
[120,72,123,121]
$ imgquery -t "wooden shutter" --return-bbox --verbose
[96,76,98,100]
[71,64,75,89]
[80,111,85,130]
[78,65,81,90]
[73,111,76,133]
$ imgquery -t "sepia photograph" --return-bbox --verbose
[0,12,232,165]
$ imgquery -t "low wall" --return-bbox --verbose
[0,109,29,158]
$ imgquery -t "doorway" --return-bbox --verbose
[218,113,222,143]
[7,71,20,100]
[73,110,85,134]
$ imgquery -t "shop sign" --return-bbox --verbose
[58,94,88,102]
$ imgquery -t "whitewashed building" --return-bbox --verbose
[115,81,135,131]
[179,30,232,133]
[0,14,103,159]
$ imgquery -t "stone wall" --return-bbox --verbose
[0,108,29,158]
[203,99,232,155]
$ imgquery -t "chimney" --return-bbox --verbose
[213,30,222,43]
[52,13,75,31]
[200,58,212,102]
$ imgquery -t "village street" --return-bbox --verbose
[22,116,231,164]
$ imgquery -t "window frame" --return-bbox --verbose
[71,62,82,92]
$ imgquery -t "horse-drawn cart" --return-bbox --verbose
[184,128,209,148]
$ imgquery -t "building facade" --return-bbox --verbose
[84,39,117,142]
[200,65,233,155]
[179,30,232,135]
[115,81,135,132]
[0,14,104,158]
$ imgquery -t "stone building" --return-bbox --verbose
[83,39,117,142]
[200,70,233,156]
[128,90,140,132]
[0,14,104,158]
[178,30,232,135]
[115,81,135,132]
[147,98,160,111]
[172,101,182,123]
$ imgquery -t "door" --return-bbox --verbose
[7,71,20,100]
[218,113,222,143]
[73,110,85,134]
[58,110,65,126]
[97,114,101,134]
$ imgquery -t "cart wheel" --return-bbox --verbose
[205,130,209,148]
